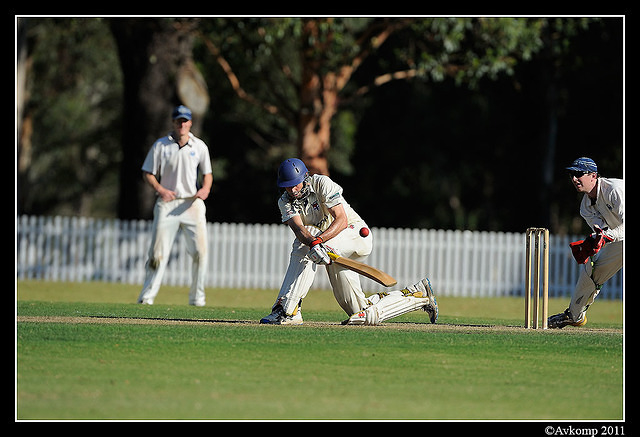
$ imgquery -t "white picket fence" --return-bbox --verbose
[15,215,623,299]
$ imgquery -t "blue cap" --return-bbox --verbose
[566,157,597,173]
[172,105,192,121]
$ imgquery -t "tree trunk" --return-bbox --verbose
[16,18,30,213]
[298,71,339,176]
[297,20,336,176]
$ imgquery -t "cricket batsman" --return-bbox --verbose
[260,158,438,325]
[548,157,623,328]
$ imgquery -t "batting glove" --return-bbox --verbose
[308,237,331,265]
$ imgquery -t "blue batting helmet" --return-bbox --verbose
[277,158,309,188]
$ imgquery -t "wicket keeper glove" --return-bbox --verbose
[569,225,613,264]
[569,240,590,264]
[308,237,331,265]
[588,225,613,251]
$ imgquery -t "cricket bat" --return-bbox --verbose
[327,252,397,287]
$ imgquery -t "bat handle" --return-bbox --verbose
[327,251,339,261]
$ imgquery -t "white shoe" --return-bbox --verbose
[137,298,154,305]
[260,305,303,325]
[277,311,303,325]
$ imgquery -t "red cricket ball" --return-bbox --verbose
[359,227,370,237]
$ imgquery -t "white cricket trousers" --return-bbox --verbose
[569,240,623,321]
[137,197,208,306]
[276,222,373,316]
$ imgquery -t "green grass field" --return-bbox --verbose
[16,280,624,421]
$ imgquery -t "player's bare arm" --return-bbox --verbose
[286,215,314,245]
[318,204,348,243]
[143,171,176,202]
[196,173,213,201]
[285,204,348,246]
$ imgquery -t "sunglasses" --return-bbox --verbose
[568,170,592,178]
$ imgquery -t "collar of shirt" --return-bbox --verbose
[167,132,193,148]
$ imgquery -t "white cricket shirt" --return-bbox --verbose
[579,177,624,242]
[142,132,212,199]
[278,174,362,232]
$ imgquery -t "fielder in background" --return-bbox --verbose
[137,105,213,306]
[548,157,623,328]
[260,158,438,325]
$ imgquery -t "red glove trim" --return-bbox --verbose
[310,236,323,247]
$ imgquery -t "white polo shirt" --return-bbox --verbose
[142,132,212,199]
[579,177,624,242]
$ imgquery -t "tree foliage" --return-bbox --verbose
[198,18,551,175]
[18,18,123,216]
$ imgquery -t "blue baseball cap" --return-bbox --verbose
[172,105,192,121]
[566,157,597,173]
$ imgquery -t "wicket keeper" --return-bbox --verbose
[548,157,623,328]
